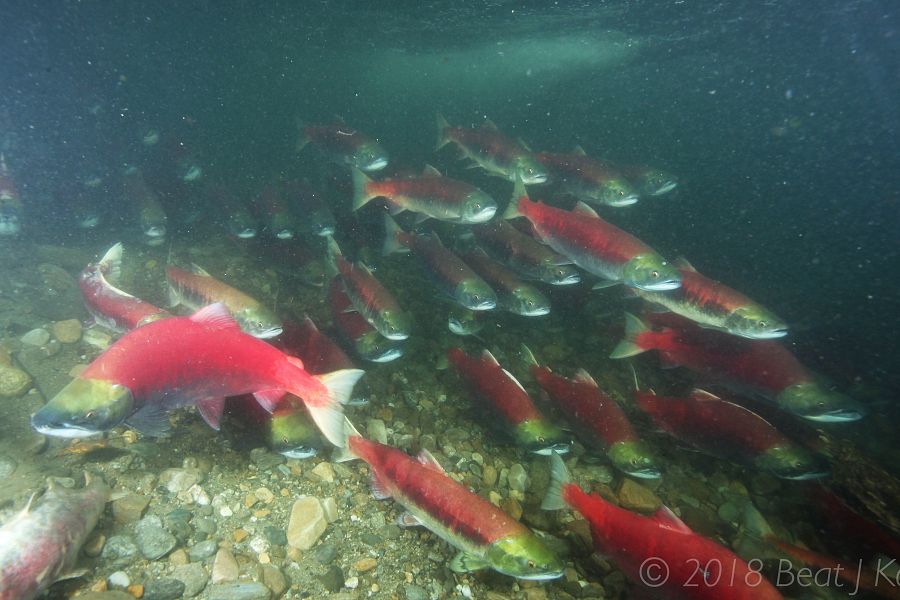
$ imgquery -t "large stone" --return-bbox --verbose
[207,583,272,600]
[159,467,203,493]
[0,364,31,397]
[135,515,177,560]
[286,496,327,550]
[143,578,186,600]
[508,463,528,493]
[617,479,661,513]
[260,564,288,597]
[211,548,240,584]
[20,328,50,347]
[172,563,209,598]
[101,535,140,568]
[52,319,82,343]
[112,494,150,524]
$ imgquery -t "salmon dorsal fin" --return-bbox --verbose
[653,505,693,534]
[190,263,212,277]
[573,369,598,388]
[572,145,588,156]
[190,303,240,331]
[417,449,446,474]
[689,389,721,402]
[482,118,499,131]
[674,256,698,272]
[481,349,500,366]
[421,164,442,177]
[301,315,320,333]
[573,202,600,219]
[502,368,528,394]
[517,138,532,151]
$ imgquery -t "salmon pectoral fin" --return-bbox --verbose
[450,552,490,573]
[397,512,422,527]
[370,471,392,500]
[253,389,286,412]
[197,397,225,430]
[126,404,171,437]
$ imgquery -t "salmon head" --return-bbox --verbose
[31,378,134,438]
[454,278,498,311]
[355,330,405,363]
[636,169,678,197]
[595,178,639,207]
[269,406,325,459]
[486,534,565,580]
[350,141,389,172]
[512,156,548,185]
[234,305,283,339]
[507,286,551,317]
[514,419,571,456]
[754,445,830,480]
[724,305,789,339]
[607,440,662,479]
[460,191,498,224]
[622,254,682,291]
[777,382,865,422]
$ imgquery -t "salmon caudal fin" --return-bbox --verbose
[351,168,375,211]
[382,214,408,256]
[435,113,451,151]
[98,242,124,283]
[503,176,529,220]
[519,343,539,368]
[609,312,650,359]
[541,451,573,511]
[332,417,362,463]
[307,368,365,447]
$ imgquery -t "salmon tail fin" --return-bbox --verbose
[332,417,362,463]
[435,113,451,151]
[351,168,375,211]
[98,242,124,283]
[295,117,310,152]
[308,368,365,447]
[324,234,342,277]
[519,343,538,367]
[382,214,408,256]
[609,312,650,359]
[503,175,528,219]
[541,451,572,511]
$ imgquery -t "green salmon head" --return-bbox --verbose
[607,440,662,479]
[269,212,296,240]
[724,306,789,339]
[309,208,336,237]
[513,156,548,185]
[375,309,412,341]
[448,306,483,336]
[31,378,134,438]
[455,279,497,311]
[139,206,167,242]
[622,255,682,291]
[777,382,866,422]
[509,287,551,317]
[352,142,389,172]
[227,210,257,239]
[355,331,405,363]
[515,420,571,455]
[596,179,639,207]
[542,263,581,286]
[235,306,283,339]
[754,445,830,480]
[486,534,565,580]
[461,192,498,224]
[269,409,324,459]
[638,170,678,196]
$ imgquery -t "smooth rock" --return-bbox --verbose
[112,493,150,524]
[211,548,240,583]
[310,462,335,483]
[108,571,130,589]
[366,419,388,444]
[52,319,82,343]
[207,582,272,600]
[508,463,528,493]
[0,364,31,398]
[143,577,186,600]
[320,565,344,593]
[321,497,338,522]
[313,542,338,564]
[160,467,203,493]
[172,562,209,598]
[20,328,50,347]
[135,515,178,560]
[482,464,498,487]
[101,535,140,568]
[83,328,112,349]
[405,584,428,600]
[260,564,288,597]
[83,532,106,557]
[190,539,219,561]
[618,479,661,513]
[76,593,136,600]
[286,496,327,550]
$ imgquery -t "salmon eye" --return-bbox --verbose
[758,320,767,328]
[537,436,545,443]
[86,410,96,419]
[282,436,289,444]
[650,271,660,278]
[528,560,535,568]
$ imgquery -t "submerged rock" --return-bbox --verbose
[617,479,661,513]
[286,496,327,550]
[51,318,82,343]
[207,582,272,600]
[20,328,50,346]
[0,364,31,397]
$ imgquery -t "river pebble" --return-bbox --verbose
[135,515,177,560]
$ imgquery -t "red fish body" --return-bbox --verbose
[447,348,568,454]
[612,313,864,422]
[635,389,828,479]
[507,194,681,291]
[524,351,658,478]
[347,434,564,579]
[30,304,363,446]
[79,243,171,332]
[328,277,405,363]
[543,454,783,600]
[275,317,355,375]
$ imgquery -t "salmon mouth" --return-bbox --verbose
[607,194,639,207]
[651,181,677,196]
[363,158,388,172]
[236,229,257,239]
[276,230,295,240]
[368,347,404,363]
[637,279,681,291]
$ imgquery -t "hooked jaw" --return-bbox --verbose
[31,378,134,438]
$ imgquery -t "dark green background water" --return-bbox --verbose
[2,0,898,421]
